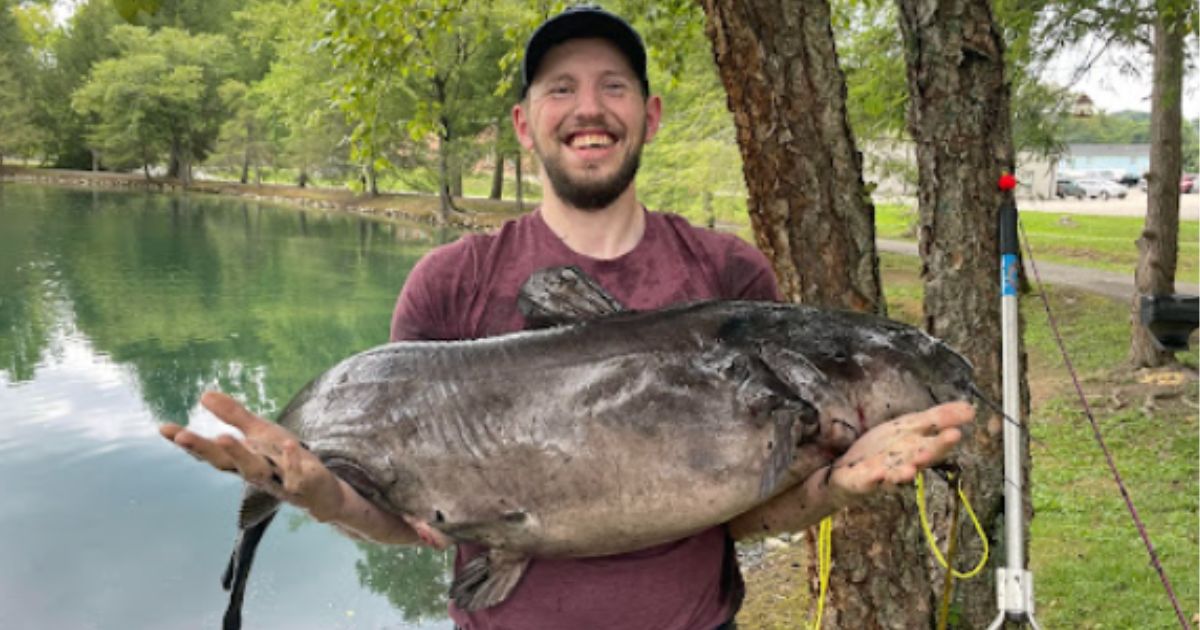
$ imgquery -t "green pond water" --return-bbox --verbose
[0,183,456,629]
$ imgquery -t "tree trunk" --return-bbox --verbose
[1130,9,1184,367]
[168,136,181,179]
[240,148,250,184]
[366,163,378,197]
[491,142,504,200]
[515,152,524,212]
[701,0,883,313]
[180,151,192,187]
[437,125,460,222]
[897,0,1019,627]
[91,150,100,172]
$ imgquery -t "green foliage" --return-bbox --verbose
[37,0,124,168]
[111,0,162,23]
[209,79,284,181]
[834,0,908,140]
[635,15,745,223]
[71,24,234,175]
[321,0,513,197]
[0,51,43,164]
[1062,110,1153,143]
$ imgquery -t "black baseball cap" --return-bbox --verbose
[520,5,649,99]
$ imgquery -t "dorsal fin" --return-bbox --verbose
[517,266,627,328]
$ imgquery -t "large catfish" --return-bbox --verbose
[216,266,975,629]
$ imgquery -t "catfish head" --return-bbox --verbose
[713,303,975,452]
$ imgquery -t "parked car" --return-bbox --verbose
[1076,178,1128,200]
[1117,172,1141,187]
[1182,174,1198,194]
[1055,178,1086,199]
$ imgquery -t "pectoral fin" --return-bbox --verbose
[222,486,281,630]
[517,266,627,328]
[449,549,531,611]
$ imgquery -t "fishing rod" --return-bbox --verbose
[986,173,1042,630]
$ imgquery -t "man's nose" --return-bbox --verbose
[572,84,605,119]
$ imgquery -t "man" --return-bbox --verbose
[161,6,973,629]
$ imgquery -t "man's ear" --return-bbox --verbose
[643,94,663,144]
[512,101,535,151]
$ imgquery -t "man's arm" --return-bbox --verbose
[161,392,449,548]
[729,401,973,540]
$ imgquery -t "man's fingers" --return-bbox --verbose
[164,427,239,472]
[200,391,270,435]
[216,434,276,486]
[933,401,975,426]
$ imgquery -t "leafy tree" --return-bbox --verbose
[211,79,282,183]
[230,0,352,186]
[0,51,43,167]
[0,1,43,166]
[323,0,509,217]
[36,0,123,169]
[71,25,233,183]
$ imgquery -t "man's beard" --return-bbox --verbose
[537,137,643,211]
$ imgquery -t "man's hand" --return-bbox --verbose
[160,392,346,521]
[826,400,974,501]
[729,401,974,540]
[161,392,446,548]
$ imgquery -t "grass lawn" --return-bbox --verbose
[876,203,1200,282]
[740,253,1199,629]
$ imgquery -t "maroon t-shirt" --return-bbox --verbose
[390,208,780,630]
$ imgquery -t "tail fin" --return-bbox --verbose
[221,488,281,630]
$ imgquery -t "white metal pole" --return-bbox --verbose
[987,175,1041,630]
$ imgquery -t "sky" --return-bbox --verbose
[1045,35,1200,119]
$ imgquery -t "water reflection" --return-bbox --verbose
[0,183,456,629]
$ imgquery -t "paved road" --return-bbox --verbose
[877,238,1200,301]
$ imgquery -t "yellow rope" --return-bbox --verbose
[811,516,833,630]
[935,483,962,630]
[916,471,989,579]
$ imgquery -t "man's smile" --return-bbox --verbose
[563,129,620,161]
[567,131,616,149]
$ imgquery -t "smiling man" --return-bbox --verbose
[162,5,972,630]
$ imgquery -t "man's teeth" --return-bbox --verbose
[570,134,614,149]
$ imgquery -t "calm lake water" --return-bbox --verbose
[0,183,456,629]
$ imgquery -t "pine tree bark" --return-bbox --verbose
[700,0,882,313]
[897,0,1019,626]
[1130,9,1184,367]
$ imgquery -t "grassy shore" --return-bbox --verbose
[0,165,533,230]
[739,252,1198,629]
[877,202,1200,281]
